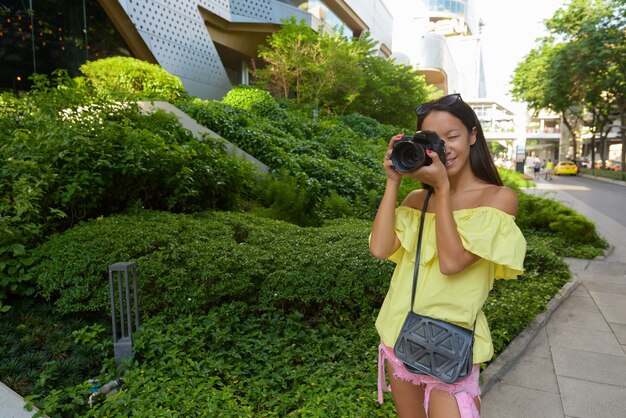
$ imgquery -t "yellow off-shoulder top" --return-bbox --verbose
[375,206,527,364]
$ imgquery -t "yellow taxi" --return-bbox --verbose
[554,161,579,176]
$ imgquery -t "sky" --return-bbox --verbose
[476,0,566,113]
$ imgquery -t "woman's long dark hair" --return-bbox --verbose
[416,94,503,186]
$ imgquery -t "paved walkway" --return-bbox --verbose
[481,180,626,418]
[0,382,39,418]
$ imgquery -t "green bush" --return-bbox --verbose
[0,80,262,305]
[516,193,607,247]
[339,113,400,141]
[580,167,626,182]
[498,168,535,190]
[79,57,189,103]
[32,192,608,320]
[255,173,321,226]
[22,202,607,414]
[222,85,283,117]
[549,213,599,244]
[0,297,110,399]
[1,95,260,221]
[34,305,395,417]
[483,234,571,354]
[180,98,390,222]
[32,211,393,318]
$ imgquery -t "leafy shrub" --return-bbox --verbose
[79,57,189,103]
[31,211,392,318]
[222,85,283,117]
[516,193,607,247]
[30,226,586,416]
[179,98,390,221]
[524,231,605,259]
[1,95,259,221]
[35,305,396,417]
[0,80,261,305]
[498,168,535,190]
[580,167,626,182]
[483,234,571,355]
[255,173,321,226]
[0,297,110,399]
[339,113,400,141]
[549,213,599,244]
[23,203,608,414]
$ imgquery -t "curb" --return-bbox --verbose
[479,278,581,394]
[578,173,626,187]
[0,381,41,418]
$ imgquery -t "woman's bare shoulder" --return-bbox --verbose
[400,188,431,211]
[481,186,519,215]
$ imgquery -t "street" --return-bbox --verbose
[524,174,626,262]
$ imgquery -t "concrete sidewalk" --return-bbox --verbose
[0,382,39,418]
[481,181,626,417]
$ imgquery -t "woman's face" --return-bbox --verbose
[421,110,476,176]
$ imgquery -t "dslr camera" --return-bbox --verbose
[390,130,447,173]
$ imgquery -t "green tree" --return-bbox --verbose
[255,18,318,101]
[254,18,433,127]
[345,55,436,129]
[511,0,626,165]
[303,31,371,114]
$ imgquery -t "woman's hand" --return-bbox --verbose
[406,149,449,191]
[383,134,405,182]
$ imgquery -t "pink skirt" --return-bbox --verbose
[378,342,481,418]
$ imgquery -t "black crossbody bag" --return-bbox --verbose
[393,190,475,384]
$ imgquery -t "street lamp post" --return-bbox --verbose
[108,262,140,366]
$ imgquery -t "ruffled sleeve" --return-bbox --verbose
[455,208,526,279]
[388,206,437,266]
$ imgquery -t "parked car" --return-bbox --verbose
[609,161,623,171]
[594,160,611,169]
[554,161,579,176]
[575,157,590,168]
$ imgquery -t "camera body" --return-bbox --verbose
[391,130,447,173]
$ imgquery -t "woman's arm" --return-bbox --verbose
[401,149,476,275]
[434,185,519,275]
[370,179,401,259]
[432,186,480,275]
[370,134,405,259]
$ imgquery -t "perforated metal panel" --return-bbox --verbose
[119,0,237,99]
[231,0,272,21]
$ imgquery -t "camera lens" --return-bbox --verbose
[391,141,427,173]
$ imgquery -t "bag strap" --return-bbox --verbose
[409,189,432,313]
[408,189,477,334]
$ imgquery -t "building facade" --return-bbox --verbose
[1,0,392,99]
[386,0,485,98]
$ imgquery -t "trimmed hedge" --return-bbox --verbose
[78,57,189,103]
[25,207,601,416]
[0,85,260,305]
[32,211,391,319]
[516,193,606,246]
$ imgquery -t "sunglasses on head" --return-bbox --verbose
[415,93,462,117]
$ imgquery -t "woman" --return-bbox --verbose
[370,93,526,418]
